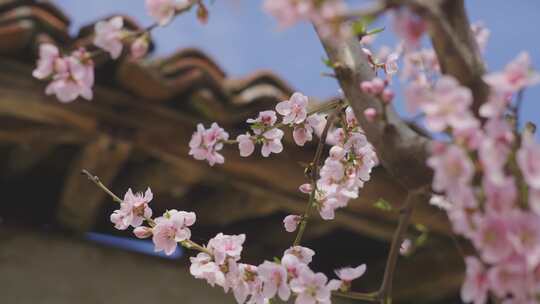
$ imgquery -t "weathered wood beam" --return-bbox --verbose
[0,59,450,239]
[57,135,132,231]
[4,142,53,177]
[360,237,464,303]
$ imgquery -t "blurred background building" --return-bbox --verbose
[1,0,537,303]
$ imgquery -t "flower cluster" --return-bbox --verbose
[108,186,367,304]
[189,123,230,166]
[239,110,284,158]
[360,77,395,104]
[314,107,378,220]
[408,52,540,303]
[111,188,153,230]
[190,242,366,304]
[145,0,191,26]
[32,44,94,103]
[34,0,206,104]
[188,92,330,164]
[93,16,150,60]
[391,8,426,50]
[263,0,350,41]
[110,188,196,256]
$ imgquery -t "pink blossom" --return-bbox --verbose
[461,256,488,304]
[399,239,412,256]
[528,190,540,224]
[258,261,290,301]
[131,35,150,59]
[518,133,540,189]
[453,126,484,151]
[392,8,426,49]
[329,146,346,160]
[133,226,152,239]
[283,214,301,233]
[487,255,528,299]
[479,92,511,118]
[261,128,284,157]
[44,49,95,103]
[263,0,349,42]
[401,48,439,83]
[262,0,309,28]
[230,263,260,304]
[281,254,308,280]
[110,188,153,230]
[299,183,313,194]
[247,110,277,133]
[32,43,60,79]
[507,212,540,266]
[421,76,474,132]
[382,89,395,104]
[384,52,399,76]
[360,81,374,94]
[363,108,377,122]
[145,0,188,26]
[93,16,125,59]
[290,268,331,304]
[370,78,385,95]
[473,214,513,264]
[404,79,430,113]
[429,195,452,211]
[152,209,196,255]
[292,114,326,146]
[427,144,474,193]
[335,264,366,282]
[190,252,226,287]
[483,176,517,213]
[471,22,490,53]
[479,119,514,183]
[189,123,229,166]
[207,233,246,265]
[484,52,540,93]
[276,92,309,125]
[284,246,315,265]
[344,132,368,155]
[237,133,255,157]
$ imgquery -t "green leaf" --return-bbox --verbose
[321,57,334,68]
[415,223,428,233]
[373,198,393,212]
[273,257,281,264]
[352,15,377,36]
[415,232,429,247]
[366,27,385,36]
[351,20,366,36]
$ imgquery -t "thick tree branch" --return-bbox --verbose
[315,27,432,191]
[411,0,490,115]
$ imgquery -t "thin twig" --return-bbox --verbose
[513,89,525,130]
[222,99,343,146]
[81,169,123,204]
[377,188,425,303]
[332,291,379,302]
[293,108,340,246]
[82,169,212,255]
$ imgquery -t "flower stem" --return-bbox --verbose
[377,188,425,303]
[292,108,339,246]
[81,169,123,204]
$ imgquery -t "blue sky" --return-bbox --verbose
[53,0,540,125]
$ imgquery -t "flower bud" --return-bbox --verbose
[364,108,377,122]
[133,226,152,239]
